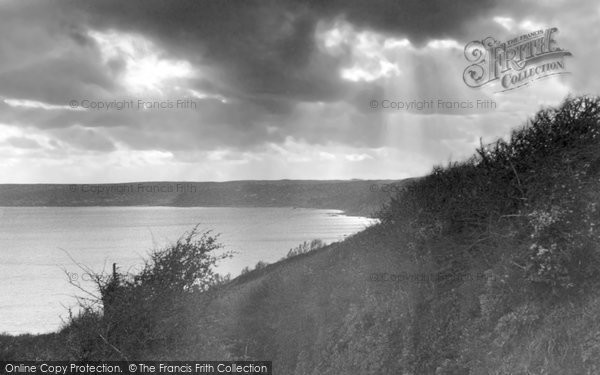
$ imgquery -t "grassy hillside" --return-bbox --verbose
[2,96,600,374]
[375,95,600,374]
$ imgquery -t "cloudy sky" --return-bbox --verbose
[0,0,598,183]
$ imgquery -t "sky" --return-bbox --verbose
[0,0,598,183]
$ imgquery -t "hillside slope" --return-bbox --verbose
[200,96,600,374]
[203,224,413,374]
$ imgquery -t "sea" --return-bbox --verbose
[0,206,376,335]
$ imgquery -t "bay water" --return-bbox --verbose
[0,206,376,335]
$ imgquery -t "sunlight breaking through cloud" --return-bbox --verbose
[88,30,196,94]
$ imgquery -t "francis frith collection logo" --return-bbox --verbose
[463,27,572,92]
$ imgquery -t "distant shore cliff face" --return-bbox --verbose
[0,179,414,217]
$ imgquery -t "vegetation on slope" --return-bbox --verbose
[377,95,600,374]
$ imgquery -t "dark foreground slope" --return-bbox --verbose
[203,224,412,374]
[206,96,600,374]
[2,96,600,374]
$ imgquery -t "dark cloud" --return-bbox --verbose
[0,2,115,106]
[1,0,592,183]
[305,0,497,41]
[51,127,116,152]
[0,54,116,105]
[58,0,496,106]
[0,0,499,131]
[3,136,42,149]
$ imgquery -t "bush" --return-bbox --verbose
[525,198,600,295]
[253,261,269,271]
[380,95,600,295]
[65,226,232,359]
[284,239,325,260]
